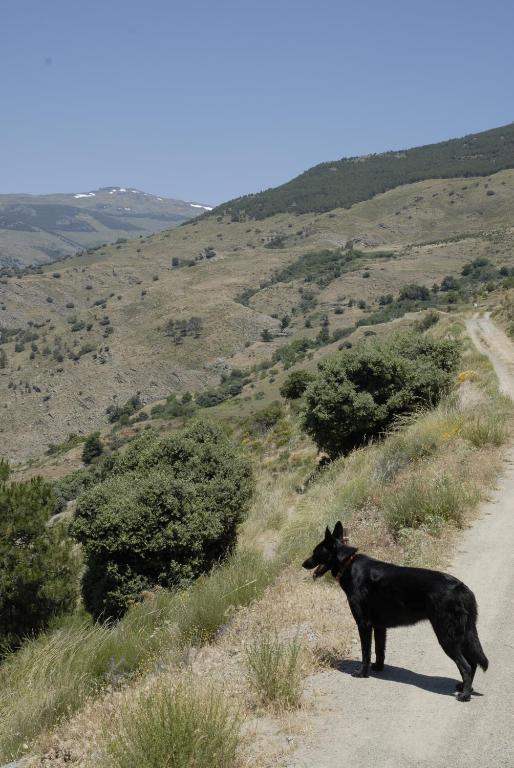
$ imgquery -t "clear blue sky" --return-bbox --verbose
[1,0,513,204]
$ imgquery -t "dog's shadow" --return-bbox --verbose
[318,653,483,697]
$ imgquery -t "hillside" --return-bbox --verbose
[0,187,211,267]
[1,162,514,463]
[209,122,514,219]
[2,309,513,767]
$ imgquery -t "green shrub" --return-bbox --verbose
[102,680,240,768]
[303,334,460,457]
[106,393,141,423]
[415,310,440,332]
[0,459,9,483]
[245,635,302,709]
[279,369,315,400]
[0,479,78,651]
[82,433,103,464]
[71,421,253,619]
[244,401,284,436]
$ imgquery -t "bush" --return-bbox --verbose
[399,284,430,301]
[303,334,460,457]
[71,421,253,619]
[0,478,78,651]
[106,393,141,423]
[279,369,315,400]
[244,402,284,436]
[102,680,240,768]
[0,459,9,483]
[245,635,302,709]
[82,433,103,464]
[415,310,440,332]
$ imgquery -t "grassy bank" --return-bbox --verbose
[1,316,512,766]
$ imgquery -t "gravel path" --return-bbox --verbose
[283,316,514,768]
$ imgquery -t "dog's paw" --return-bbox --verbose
[456,692,471,702]
[351,668,370,678]
[371,662,384,672]
[455,683,473,694]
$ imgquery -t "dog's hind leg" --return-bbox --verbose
[431,621,473,701]
[371,626,386,671]
[452,650,474,702]
[455,653,477,693]
[456,647,477,693]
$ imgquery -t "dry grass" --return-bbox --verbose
[245,635,303,710]
[100,678,241,768]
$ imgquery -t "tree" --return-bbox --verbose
[0,348,7,369]
[0,459,9,483]
[279,370,315,399]
[0,477,78,651]
[82,433,103,464]
[261,328,273,342]
[303,334,460,458]
[399,284,430,301]
[71,421,253,619]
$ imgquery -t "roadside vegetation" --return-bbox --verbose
[0,313,512,766]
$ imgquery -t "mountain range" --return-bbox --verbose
[0,187,212,267]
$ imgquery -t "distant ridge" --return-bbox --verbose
[209,122,514,220]
[0,187,211,267]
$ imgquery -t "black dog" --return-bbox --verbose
[302,522,488,701]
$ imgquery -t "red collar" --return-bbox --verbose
[336,551,358,583]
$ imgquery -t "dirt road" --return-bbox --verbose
[283,316,514,768]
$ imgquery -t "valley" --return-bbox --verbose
[2,165,514,463]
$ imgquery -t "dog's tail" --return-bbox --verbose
[464,591,489,671]
[467,621,489,671]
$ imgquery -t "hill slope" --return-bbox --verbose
[1,164,514,463]
[0,187,211,267]
[210,122,514,220]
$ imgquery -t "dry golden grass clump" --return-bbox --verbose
[245,635,303,710]
[101,678,241,768]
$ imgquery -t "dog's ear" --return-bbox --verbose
[333,521,344,540]
[324,526,333,544]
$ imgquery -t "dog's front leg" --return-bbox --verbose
[352,623,372,678]
[371,626,386,671]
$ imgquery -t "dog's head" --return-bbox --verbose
[302,521,356,579]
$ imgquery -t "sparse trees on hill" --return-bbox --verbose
[165,317,203,344]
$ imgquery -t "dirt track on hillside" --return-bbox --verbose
[280,316,514,768]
